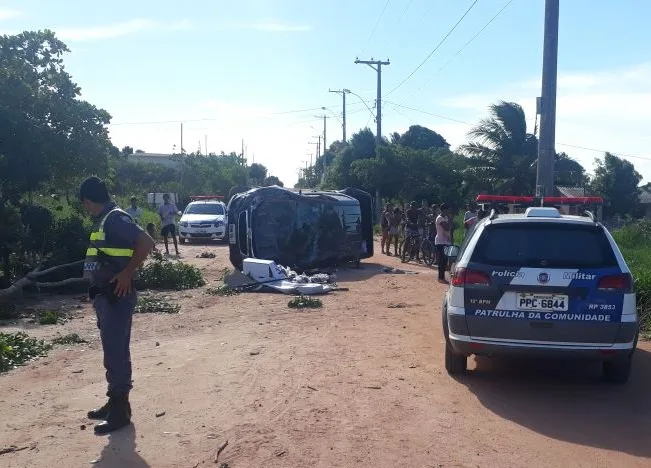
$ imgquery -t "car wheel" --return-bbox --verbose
[445,340,467,375]
[603,356,632,384]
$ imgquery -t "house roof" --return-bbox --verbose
[640,189,651,204]
[556,186,586,198]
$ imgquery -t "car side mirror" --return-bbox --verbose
[177,211,182,216]
[444,245,460,259]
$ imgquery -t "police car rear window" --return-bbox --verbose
[470,223,617,268]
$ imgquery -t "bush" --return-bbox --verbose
[0,302,18,320]
[38,310,60,325]
[137,253,205,290]
[0,332,51,373]
[612,220,651,338]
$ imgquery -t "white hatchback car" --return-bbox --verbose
[178,200,227,242]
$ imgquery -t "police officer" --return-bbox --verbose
[80,176,154,435]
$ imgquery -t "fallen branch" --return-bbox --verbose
[214,440,228,463]
[0,261,86,300]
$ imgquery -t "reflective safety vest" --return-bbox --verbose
[83,208,134,276]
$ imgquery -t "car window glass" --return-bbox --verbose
[471,223,617,268]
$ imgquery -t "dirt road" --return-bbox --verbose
[1,243,651,467]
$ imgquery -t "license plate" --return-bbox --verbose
[517,293,568,312]
[196,229,207,233]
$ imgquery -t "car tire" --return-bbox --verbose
[602,356,632,384]
[445,340,467,375]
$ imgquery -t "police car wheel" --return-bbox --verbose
[445,341,467,375]
[602,357,632,384]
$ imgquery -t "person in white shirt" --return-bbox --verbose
[463,202,478,236]
[158,194,180,256]
[125,197,143,225]
[435,203,452,283]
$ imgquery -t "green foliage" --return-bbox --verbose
[590,152,643,218]
[612,220,651,337]
[396,125,449,150]
[135,296,180,314]
[288,295,323,309]
[137,253,206,290]
[38,310,60,325]
[0,332,51,373]
[52,333,87,345]
[205,284,239,296]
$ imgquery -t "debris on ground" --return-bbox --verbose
[220,259,337,295]
[214,440,229,463]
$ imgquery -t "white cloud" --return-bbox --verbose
[0,7,22,21]
[55,18,192,42]
[439,62,651,182]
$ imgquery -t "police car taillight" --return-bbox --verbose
[451,268,491,287]
[597,274,632,292]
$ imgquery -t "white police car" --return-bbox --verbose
[442,205,639,383]
[178,199,227,242]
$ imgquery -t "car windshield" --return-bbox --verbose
[471,223,618,268]
[185,203,224,215]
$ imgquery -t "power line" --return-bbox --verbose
[409,0,514,98]
[384,0,480,97]
[396,0,414,26]
[361,0,391,56]
[108,103,369,126]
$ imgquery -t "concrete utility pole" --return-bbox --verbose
[180,123,184,155]
[314,110,328,156]
[536,0,559,198]
[355,57,390,219]
[329,89,350,142]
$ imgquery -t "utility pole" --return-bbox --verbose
[536,0,559,198]
[205,135,208,156]
[355,57,390,220]
[329,89,350,142]
[180,123,183,155]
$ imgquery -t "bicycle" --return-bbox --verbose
[419,226,436,266]
[401,230,421,263]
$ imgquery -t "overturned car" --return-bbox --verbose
[227,186,374,271]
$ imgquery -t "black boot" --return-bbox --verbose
[88,394,132,420]
[94,393,131,435]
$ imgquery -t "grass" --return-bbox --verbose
[612,220,651,338]
[137,252,206,290]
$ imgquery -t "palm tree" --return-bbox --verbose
[460,101,538,195]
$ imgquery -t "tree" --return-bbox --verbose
[590,153,642,218]
[263,176,283,187]
[121,146,134,156]
[248,163,268,185]
[460,101,538,195]
[0,30,114,204]
[396,125,449,150]
[554,152,589,187]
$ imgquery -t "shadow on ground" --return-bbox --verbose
[96,424,150,467]
[335,261,426,282]
[461,348,651,457]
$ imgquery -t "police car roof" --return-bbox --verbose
[188,199,225,204]
[489,213,597,225]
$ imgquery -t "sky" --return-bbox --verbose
[2,0,651,188]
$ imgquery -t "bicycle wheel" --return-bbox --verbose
[421,239,435,266]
